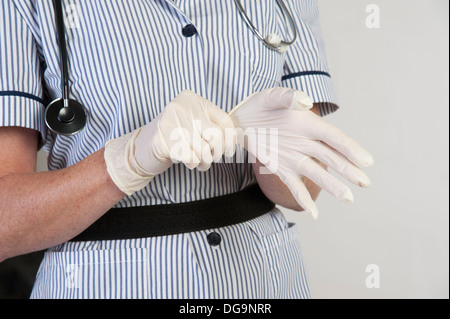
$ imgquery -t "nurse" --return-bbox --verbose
[0,0,371,298]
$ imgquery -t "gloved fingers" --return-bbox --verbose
[205,122,237,160]
[196,159,213,171]
[296,157,354,204]
[191,129,213,171]
[201,123,227,163]
[205,101,235,131]
[223,126,237,157]
[169,138,200,170]
[281,173,319,219]
[167,129,213,171]
[196,144,214,171]
[305,140,371,188]
[205,103,237,158]
[308,114,374,167]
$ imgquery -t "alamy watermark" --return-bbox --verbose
[66,264,80,289]
[366,3,381,29]
[168,122,279,175]
[63,2,82,29]
[365,264,380,289]
[365,4,381,29]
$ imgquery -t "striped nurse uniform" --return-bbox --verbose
[0,0,338,299]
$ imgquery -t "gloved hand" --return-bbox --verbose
[104,90,237,195]
[229,88,374,219]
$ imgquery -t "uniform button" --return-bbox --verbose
[182,24,198,37]
[207,232,222,246]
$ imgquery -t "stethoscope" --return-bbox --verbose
[45,0,87,136]
[233,0,297,53]
[45,0,297,136]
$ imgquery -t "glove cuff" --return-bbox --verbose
[104,129,155,196]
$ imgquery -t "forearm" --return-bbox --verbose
[253,158,323,212]
[0,148,125,262]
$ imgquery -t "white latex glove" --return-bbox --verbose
[105,90,236,195]
[229,88,374,219]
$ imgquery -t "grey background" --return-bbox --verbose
[281,0,449,299]
[23,0,450,299]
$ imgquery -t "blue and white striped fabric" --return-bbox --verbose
[30,209,310,299]
[1,0,338,299]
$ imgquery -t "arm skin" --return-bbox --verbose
[0,127,125,262]
[252,104,325,211]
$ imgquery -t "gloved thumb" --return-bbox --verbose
[259,87,313,111]
[229,87,313,117]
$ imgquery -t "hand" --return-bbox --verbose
[229,88,374,219]
[104,90,236,195]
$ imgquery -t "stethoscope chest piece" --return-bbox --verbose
[45,98,87,135]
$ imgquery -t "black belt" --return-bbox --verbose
[70,184,274,242]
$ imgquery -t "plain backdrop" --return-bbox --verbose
[280,0,449,299]
[35,0,449,299]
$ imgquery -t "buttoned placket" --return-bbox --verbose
[162,0,210,98]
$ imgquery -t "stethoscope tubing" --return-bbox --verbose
[53,0,70,103]
[46,0,297,136]
[233,0,297,52]
[45,0,87,136]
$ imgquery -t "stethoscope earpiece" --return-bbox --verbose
[45,98,87,136]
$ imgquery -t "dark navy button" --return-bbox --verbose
[207,232,221,246]
[182,24,197,37]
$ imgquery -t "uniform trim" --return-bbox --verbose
[0,90,45,105]
[282,70,331,81]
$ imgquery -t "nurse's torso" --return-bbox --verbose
[15,0,288,206]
